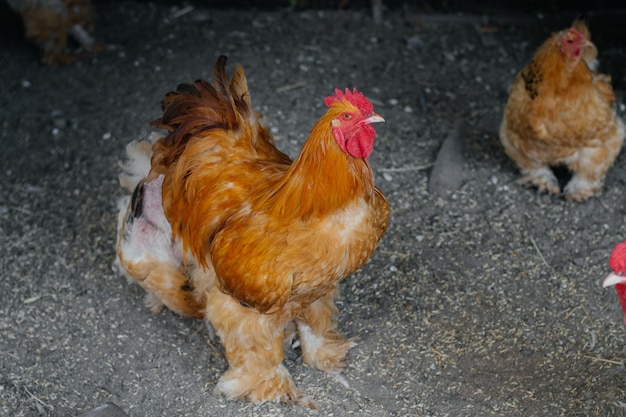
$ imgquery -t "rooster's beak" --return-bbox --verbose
[603,273,626,288]
[362,113,385,125]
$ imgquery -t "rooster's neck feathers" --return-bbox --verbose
[257,113,375,220]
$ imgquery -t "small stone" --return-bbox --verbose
[406,35,423,49]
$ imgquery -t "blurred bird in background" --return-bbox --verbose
[500,20,624,201]
[7,0,95,64]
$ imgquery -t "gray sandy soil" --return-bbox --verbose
[2,2,626,416]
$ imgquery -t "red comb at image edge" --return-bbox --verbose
[324,88,374,115]
[603,241,626,325]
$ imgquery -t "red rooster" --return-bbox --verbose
[115,56,389,407]
[603,242,626,324]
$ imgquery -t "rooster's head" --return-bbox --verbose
[603,241,626,325]
[324,88,384,159]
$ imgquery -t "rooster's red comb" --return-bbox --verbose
[324,88,374,115]
[610,241,626,274]
[567,27,586,39]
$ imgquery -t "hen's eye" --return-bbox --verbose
[343,113,352,120]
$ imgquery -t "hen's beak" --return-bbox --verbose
[362,113,385,125]
[603,273,626,288]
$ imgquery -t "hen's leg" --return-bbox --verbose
[500,122,560,195]
[117,251,205,319]
[205,288,316,408]
[564,122,624,201]
[295,290,356,374]
[517,167,560,195]
[116,186,205,319]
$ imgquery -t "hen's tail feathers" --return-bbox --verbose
[151,55,252,149]
[118,140,153,192]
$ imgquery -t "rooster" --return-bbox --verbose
[115,56,389,407]
[499,21,624,201]
[603,241,626,325]
[8,0,95,65]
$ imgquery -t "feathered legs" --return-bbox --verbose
[295,290,356,375]
[205,287,316,408]
[499,126,560,195]
[563,121,624,201]
[500,118,625,201]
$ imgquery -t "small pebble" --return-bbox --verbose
[406,35,423,49]
[443,52,456,62]
[25,185,43,193]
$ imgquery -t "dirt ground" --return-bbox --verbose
[2,2,626,416]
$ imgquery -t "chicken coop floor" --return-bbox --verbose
[2,2,626,416]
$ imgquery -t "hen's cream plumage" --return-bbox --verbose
[500,21,624,201]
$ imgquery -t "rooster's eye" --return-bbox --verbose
[343,113,352,120]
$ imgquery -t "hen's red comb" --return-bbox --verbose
[609,241,626,274]
[567,27,586,39]
[324,88,374,115]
